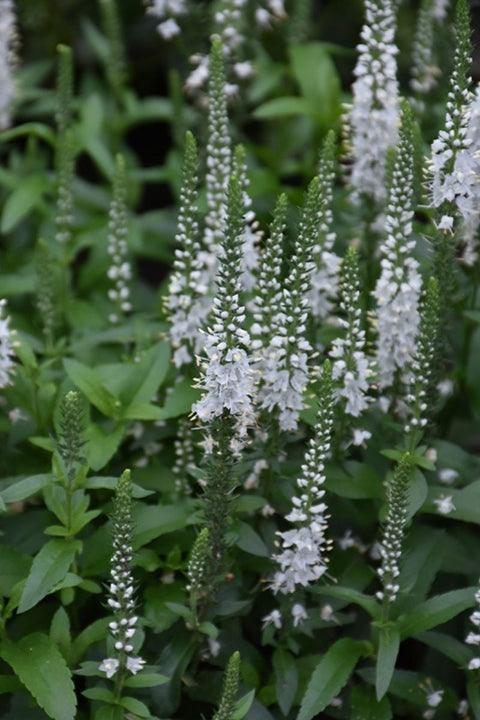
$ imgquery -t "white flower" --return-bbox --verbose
[426,688,444,708]
[158,17,181,39]
[437,214,454,231]
[438,468,458,485]
[99,657,120,678]
[433,495,455,514]
[126,656,146,675]
[468,657,480,670]
[292,603,308,627]
[262,609,282,629]
[0,300,16,388]
[352,428,371,446]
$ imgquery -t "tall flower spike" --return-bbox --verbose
[270,361,334,595]
[166,131,211,367]
[107,155,132,324]
[373,101,422,391]
[173,417,196,495]
[192,161,256,441]
[465,582,480,670]
[100,470,145,680]
[458,84,480,267]
[58,390,84,484]
[306,131,341,323]
[0,299,16,388]
[204,36,232,254]
[211,651,241,720]
[348,0,399,205]
[410,0,443,107]
[36,240,57,348]
[231,145,261,292]
[56,44,73,135]
[55,130,75,246]
[428,0,473,222]
[376,452,413,611]
[404,277,441,444]
[250,193,288,352]
[256,178,320,432]
[0,0,17,130]
[330,246,371,418]
[99,0,127,96]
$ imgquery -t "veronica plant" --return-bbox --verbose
[99,470,145,687]
[270,361,334,603]
[348,0,399,207]
[373,101,421,396]
[0,0,17,130]
[329,246,371,444]
[107,154,132,325]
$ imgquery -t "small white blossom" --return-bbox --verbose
[0,0,17,130]
[433,495,455,514]
[99,658,120,679]
[126,656,146,674]
[262,609,282,629]
[438,468,458,485]
[292,603,308,627]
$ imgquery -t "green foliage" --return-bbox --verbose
[0,2,479,719]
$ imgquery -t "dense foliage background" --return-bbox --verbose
[1,1,480,719]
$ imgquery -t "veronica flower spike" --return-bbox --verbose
[99,470,145,683]
[192,157,256,441]
[166,131,211,367]
[270,361,334,596]
[0,0,17,131]
[256,178,320,432]
[349,0,400,205]
[330,246,371,419]
[306,131,341,323]
[373,101,421,392]
[107,155,132,324]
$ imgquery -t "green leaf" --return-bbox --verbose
[0,545,31,597]
[467,679,480,720]
[232,689,256,720]
[350,685,392,720]
[154,377,200,420]
[82,687,116,703]
[1,174,47,233]
[18,539,81,613]
[289,43,341,122]
[406,468,428,520]
[376,626,400,700]
[63,358,120,417]
[133,503,189,549]
[315,585,381,619]
[398,587,476,639]
[94,706,125,720]
[273,649,298,716]
[198,621,219,639]
[85,476,153,498]
[233,521,269,557]
[50,606,71,661]
[297,638,365,720]
[1,474,53,503]
[84,422,126,472]
[416,630,473,665]
[253,96,315,120]
[121,341,171,408]
[0,632,76,720]
[120,695,151,716]
[123,672,169,688]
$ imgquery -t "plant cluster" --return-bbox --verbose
[1,1,480,719]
